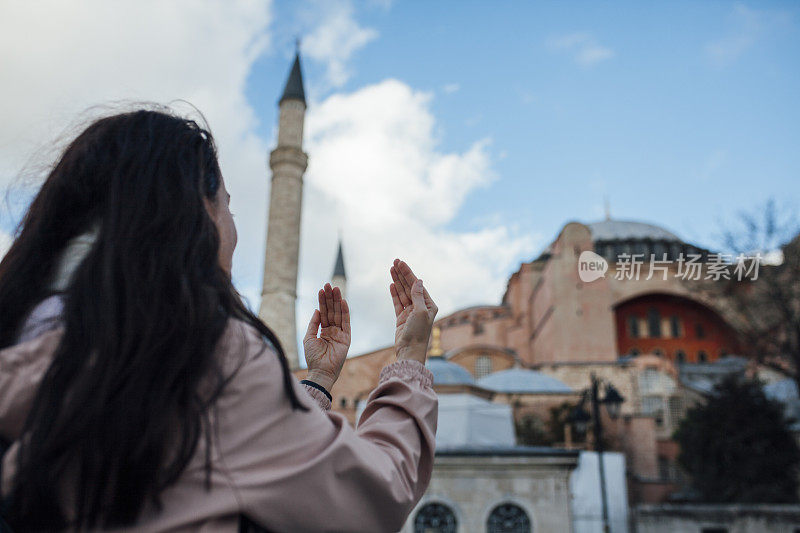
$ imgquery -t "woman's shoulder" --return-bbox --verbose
[214,316,282,374]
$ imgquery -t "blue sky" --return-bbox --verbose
[251,0,800,251]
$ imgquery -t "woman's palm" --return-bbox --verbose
[304,324,349,375]
[303,284,351,389]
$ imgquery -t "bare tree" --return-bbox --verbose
[722,199,800,390]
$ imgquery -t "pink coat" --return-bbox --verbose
[0,296,438,532]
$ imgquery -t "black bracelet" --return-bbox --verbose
[300,379,332,402]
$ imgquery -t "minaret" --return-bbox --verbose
[259,50,308,370]
[331,239,347,298]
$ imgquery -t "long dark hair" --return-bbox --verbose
[0,108,307,530]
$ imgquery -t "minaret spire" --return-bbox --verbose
[331,238,347,299]
[259,50,309,370]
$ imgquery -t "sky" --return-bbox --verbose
[0,0,798,356]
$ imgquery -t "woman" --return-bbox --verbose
[0,108,438,532]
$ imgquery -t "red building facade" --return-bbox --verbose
[615,293,738,363]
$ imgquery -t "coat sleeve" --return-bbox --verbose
[215,321,438,533]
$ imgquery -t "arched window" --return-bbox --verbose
[628,316,640,338]
[648,307,662,338]
[695,323,705,339]
[670,316,681,338]
[698,351,708,363]
[487,503,531,533]
[414,502,457,533]
[675,350,686,363]
[475,355,493,379]
[629,348,640,356]
[653,348,664,357]
[339,397,347,408]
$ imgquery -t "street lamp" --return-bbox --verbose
[568,374,625,533]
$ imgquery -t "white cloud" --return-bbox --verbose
[704,3,790,66]
[547,32,615,66]
[0,0,273,298]
[301,0,377,88]
[442,83,460,94]
[289,80,536,354]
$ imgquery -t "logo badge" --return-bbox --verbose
[578,251,608,282]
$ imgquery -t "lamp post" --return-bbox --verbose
[569,374,625,533]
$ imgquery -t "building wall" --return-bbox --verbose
[448,347,516,378]
[402,453,578,533]
[530,223,619,364]
[632,504,800,533]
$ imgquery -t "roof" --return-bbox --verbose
[332,241,346,278]
[435,393,516,448]
[477,368,572,394]
[678,356,748,394]
[588,219,682,242]
[279,52,306,105]
[426,357,475,386]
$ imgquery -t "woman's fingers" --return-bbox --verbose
[304,309,321,341]
[390,266,412,307]
[324,283,336,327]
[341,298,351,335]
[410,279,426,310]
[318,289,329,328]
[332,286,342,327]
[396,260,419,292]
[389,283,403,317]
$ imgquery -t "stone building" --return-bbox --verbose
[258,51,785,529]
[292,217,752,507]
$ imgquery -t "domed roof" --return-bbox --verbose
[477,368,572,394]
[426,357,475,385]
[588,219,682,242]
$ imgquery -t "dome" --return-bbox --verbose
[477,368,572,394]
[588,220,682,243]
[426,357,475,385]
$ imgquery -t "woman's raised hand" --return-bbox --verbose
[389,259,438,364]
[303,283,351,391]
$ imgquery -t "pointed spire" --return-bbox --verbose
[333,240,346,279]
[280,48,306,106]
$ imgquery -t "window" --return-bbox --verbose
[628,316,640,338]
[670,316,681,338]
[653,348,664,357]
[473,321,484,335]
[675,350,686,363]
[339,398,347,408]
[487,503,531,533]
[414,502,457,533]
[648,307,662,338]
[629,348,640,356]
[701,529,728,533]
[698,351,708,363]
[475,355,493,379]
[640,369,660,393]
[695,323,706,339]
[642,395,665,426]
[668,396,684,428]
